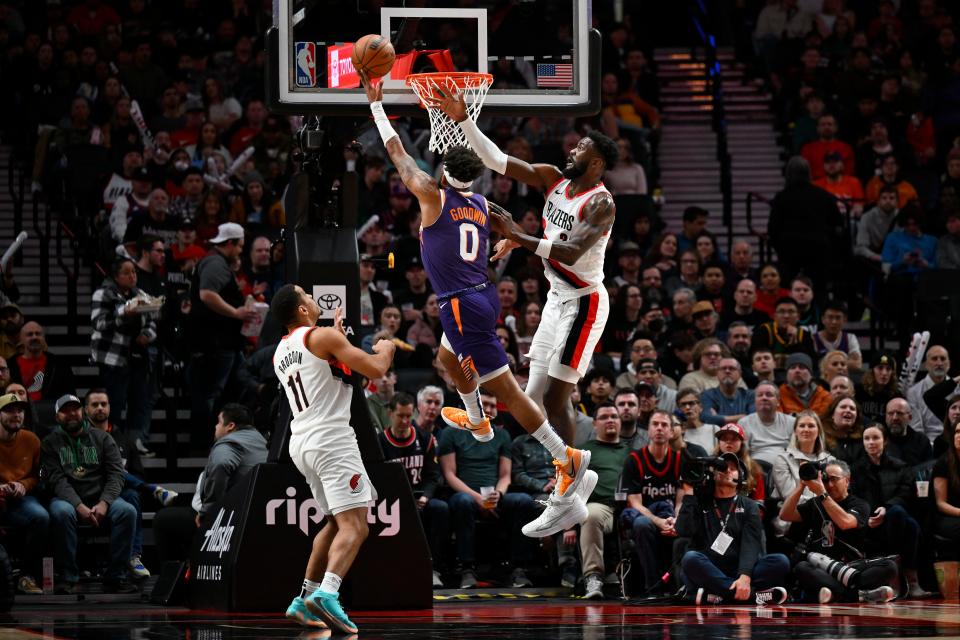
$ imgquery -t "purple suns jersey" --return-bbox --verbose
[420,188,490,296]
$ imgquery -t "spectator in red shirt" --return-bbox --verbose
[800,114,856,180]
[814,151,864,217]
[227,99,267,157]
[67,0,120,38]
[9,322,75,408]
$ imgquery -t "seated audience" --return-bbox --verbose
[741,382,796,470]
[779,353,832,416]
[700,358,755,426]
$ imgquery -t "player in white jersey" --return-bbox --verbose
[270,284,395,635]
[434,89,618,450]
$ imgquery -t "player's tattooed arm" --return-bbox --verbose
[489,194,615,266]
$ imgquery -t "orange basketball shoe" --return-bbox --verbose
[440,407,494,442]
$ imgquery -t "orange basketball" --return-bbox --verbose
[351,34,396,79]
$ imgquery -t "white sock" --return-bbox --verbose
[319,571,342,595]
[532,421,568,463]
[300,578,321,598]
[458,387,485,425]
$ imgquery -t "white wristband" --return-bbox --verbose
[370,101,398,145]
[535,238,553,259]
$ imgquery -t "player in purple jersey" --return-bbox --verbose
[361,71,596,538]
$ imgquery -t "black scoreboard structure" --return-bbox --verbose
[188,120,433,612]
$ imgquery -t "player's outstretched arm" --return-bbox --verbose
[433,86,560,191]
[358,70,440,213]
[489,196,615,266]
[306,325,396,380]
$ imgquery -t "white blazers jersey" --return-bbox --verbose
[273,326,353,437]
[541,178,611,298]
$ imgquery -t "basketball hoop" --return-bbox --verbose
[406,72,493,153]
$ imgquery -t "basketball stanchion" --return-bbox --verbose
[406,72,493,153]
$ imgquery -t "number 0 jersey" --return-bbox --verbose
[420,187,490,297]
[541,178,611,298]
[273,326,353,437]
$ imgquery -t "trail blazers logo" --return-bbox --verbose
[349,473,364,495]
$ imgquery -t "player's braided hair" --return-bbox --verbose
[587,130,619,171]
[443,145,485,186]
[271,283,303,328]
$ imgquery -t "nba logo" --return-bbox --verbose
[295,42,317,87]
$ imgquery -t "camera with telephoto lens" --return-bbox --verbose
[806,552,861,587]
[682,454,729,486]
[799,460,829,481]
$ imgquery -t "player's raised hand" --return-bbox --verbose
[333,306,346,335]
[487,201,520,239]
[357,69,383,103]
[490,238,519,262]
[432,82,468,123]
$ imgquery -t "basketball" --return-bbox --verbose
[351,34,395,79]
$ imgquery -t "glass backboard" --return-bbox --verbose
[266,0,600,116]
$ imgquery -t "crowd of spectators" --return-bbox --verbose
[0,0,959,605]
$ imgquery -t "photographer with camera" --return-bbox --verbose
[676,452,790,605]
[779,459,898,603]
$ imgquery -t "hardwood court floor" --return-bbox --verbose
[2,599,959,639]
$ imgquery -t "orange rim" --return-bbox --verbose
[406,72,493,103]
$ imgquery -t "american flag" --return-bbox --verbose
[536,63,573,87]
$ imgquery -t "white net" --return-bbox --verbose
[406,73,493,153]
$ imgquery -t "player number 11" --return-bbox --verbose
[286,371,310,412]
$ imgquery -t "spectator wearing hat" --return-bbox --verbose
[814,150,865,218]
[170,99,207,149]
[813,301,863,371]
[0,392,48,595]
[800,114,856,182]
[938,210,960,270]
[779,353,832,416]
[721,280,769,330]
[581,368,617,418]
[394,256,433,325]
[0,303,24,360]
[109,167,154,242]
[380,179,415,234]
[187,223,260,452]
[633,299,667,344]
[124,188,179,247]
[230,170,283,229]
[677,447,789,605]
[740,381,796,470]
[41,394,138,594]
[855,352,901,424]
[700,358,755,426]
[10,321,75,409]
[715,423,767,506]
[612,242,642,287]
[691,300,721,342]
[751,297,818,367]
[601,284,643,356]
[90,257,159,457]
[637,359,678,414]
